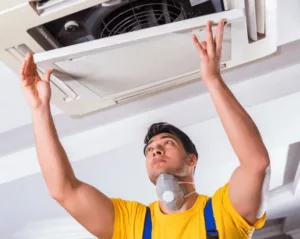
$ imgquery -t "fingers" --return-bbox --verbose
[20,61,26,82]
[20,53,31,79]
[27,52,37,76]
[20,53,33,87]
[216,19,225,57]
[206,21,215,56]
[201,41,207,50]
[192,34,206,58]
[43,69,54,83]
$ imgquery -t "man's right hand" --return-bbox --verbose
[20,52,53,109]
[20,53,115,239]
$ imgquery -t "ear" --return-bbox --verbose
[188,154,198,167]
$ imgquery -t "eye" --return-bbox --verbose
[147,147,154,152]
[165,140,174,145]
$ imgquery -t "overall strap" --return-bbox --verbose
[142,198,218,239]
[204,198,219,238]
[142,207,152,239]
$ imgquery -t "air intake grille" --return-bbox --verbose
[99,0,186,38]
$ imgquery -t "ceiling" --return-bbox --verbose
[1,0,300,157]
[1,39,300,158]
[1,48,300,237]
[0,0,300,238]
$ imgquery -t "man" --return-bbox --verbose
[20,19,270,238]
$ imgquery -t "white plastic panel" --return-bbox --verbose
[255,0,265,34]
[54,25,231,100]
[31,0,278,116]
[35,9,243,63]
[35,0,83,14]
[34,9,244,115]
[0,0,28,11]
[245,0,258,41]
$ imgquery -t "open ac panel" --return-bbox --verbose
[4,0,277,116]
[30,0,226,48]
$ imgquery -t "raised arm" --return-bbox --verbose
[193,20,270,224]
[20,53,114,239]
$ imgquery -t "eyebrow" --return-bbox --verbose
[145,135,178,151]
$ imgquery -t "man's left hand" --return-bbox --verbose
[192,19,226,83]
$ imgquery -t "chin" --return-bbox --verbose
[148,168,174,184]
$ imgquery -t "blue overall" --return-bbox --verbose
[142,198,218,239]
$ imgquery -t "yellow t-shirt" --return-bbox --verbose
[111,183,266,239]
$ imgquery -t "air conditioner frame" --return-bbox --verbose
[0,0,277,116]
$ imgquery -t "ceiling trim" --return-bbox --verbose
[1,90,300,184]
[1,41,300,157]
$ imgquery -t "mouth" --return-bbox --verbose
[152,157,167,165]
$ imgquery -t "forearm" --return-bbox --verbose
[205,76,269,169]
[31,105,78,199]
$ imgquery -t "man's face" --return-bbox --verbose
[144,133,195,184]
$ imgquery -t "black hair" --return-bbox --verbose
[143,122,198,159]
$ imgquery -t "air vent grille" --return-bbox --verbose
[99,0,186,38]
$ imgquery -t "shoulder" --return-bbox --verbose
[111,197,147,215]
[211,184,266,234]
[148,200,158,210]
[111,198,148,239]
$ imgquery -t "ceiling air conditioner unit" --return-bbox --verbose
[0,0,277,116]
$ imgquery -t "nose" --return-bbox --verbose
[153,145,164,156]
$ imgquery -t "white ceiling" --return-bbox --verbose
[0,61,61,134]
[1,39,300,158]
[0,0,300,155]
[1,62,300,238]
[0,0,300,238]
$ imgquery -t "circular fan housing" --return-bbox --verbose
[38,0,220,47]
[98,0,186,38]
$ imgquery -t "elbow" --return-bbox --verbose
[261,151,270,167]
[243,152,270,171]
[49,179,80,203]
[255,153,270,171]
[264,157,270,168]
[49,190,67,203]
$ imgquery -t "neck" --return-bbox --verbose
[159,177,198,214]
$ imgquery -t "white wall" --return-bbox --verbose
[1,61,300,184]
[277,0,300,46]
[5,90,300,239]
[1,0,300,237]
